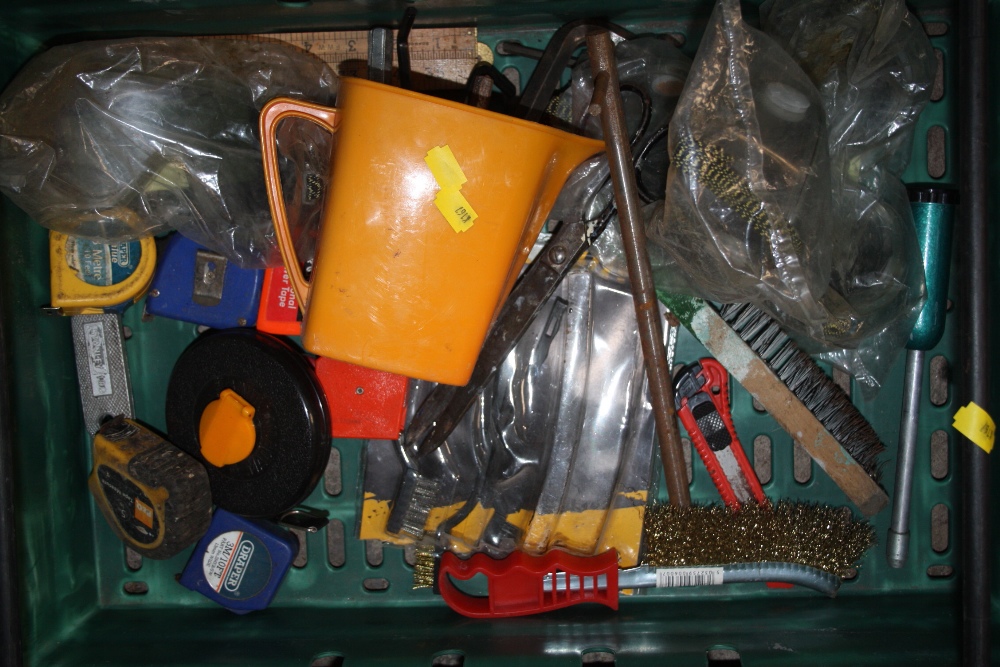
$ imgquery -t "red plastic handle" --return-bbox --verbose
[676,358,768,508]
[437,550,620,618]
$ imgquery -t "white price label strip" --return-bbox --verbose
[655,566,725,588]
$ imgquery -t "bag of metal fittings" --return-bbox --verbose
[762,0,936,392]
[360,263,661,568]
[648,0,934,393]
[0,37,336,268]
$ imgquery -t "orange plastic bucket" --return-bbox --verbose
[261,78,603,385]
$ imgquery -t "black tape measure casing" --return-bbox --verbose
[166,329,330,517]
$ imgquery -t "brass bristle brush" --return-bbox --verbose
[412,502,874,619]
[643,501,874,578]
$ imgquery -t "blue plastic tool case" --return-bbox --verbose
[145,233,263,329]
[179,509,298,614]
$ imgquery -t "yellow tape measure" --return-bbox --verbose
[89,416,212,560]
[48,232,156,315]
[236,27,483,88]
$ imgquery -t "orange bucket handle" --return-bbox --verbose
[260,97,341,313]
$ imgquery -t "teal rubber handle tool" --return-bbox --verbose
[888,185,957,568]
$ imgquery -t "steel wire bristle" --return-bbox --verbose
[716,302,885,482]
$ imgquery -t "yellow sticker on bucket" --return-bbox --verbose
[425,145,478,232]
[424,145,468,189]
[434,188,477,233]
[953,402,995,453]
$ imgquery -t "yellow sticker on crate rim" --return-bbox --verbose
[953,402,995,453]
[425,145,478,233]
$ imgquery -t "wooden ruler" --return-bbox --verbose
[238,27,482,89]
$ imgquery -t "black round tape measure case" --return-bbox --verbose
[166,329,330,517]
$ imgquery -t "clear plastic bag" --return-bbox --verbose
[761,0,934,391]
[651,0,836,340]
[548,36,690,228]
[814,174,925,392]
[543,33,690,325]
[566,36,689,144]
[0,38,337,268]
[358,380,489,546]
[649,0,932,393]
[761,0,936,179]
[359,264,659,568]
[516,268,658,567]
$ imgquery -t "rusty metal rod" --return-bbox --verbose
[587,30,690,507]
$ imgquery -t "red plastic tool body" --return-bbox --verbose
[675,358,767,509]
[437,550,620,618]
[312,357,409,440]
[262,270,410,440]
[257,267,303,336]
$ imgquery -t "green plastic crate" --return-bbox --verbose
[0,1,995,665]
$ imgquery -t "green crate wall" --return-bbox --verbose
[0,1,995,665]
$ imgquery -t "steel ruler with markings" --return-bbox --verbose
[237,27,483,89]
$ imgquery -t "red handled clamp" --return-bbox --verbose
[674,358,768,509]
